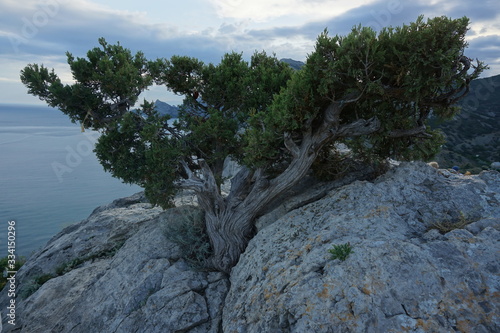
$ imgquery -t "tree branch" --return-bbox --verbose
[176,160,204,191]
[334,117,381,137]
[388,124,431,138]
[226,166,252,207]
[324,102,342,124]
[284,132,300,157]
[198,159,226,212]
[452,55,471,80]
[324,92,363,124]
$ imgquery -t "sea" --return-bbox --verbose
[0,103,142,259]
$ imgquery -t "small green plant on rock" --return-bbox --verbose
[329,242,354,261]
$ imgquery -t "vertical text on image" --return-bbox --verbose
[5,220,18,326]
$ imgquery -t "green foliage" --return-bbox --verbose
[19,16,487,272]
[20,16,486,210]
[88,49,292,206]
[329,242,354,261]
[20,38,151,130]
[244,16,486,169]
[162,206,212,270]
[94,100,181,208]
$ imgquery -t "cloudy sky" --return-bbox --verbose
[1,0,499,106]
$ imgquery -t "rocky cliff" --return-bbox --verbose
[1,162,499,332]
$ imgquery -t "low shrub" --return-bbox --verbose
[162,206,213,270]
[329,242,354,261]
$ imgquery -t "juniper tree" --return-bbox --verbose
[21,16,486,272]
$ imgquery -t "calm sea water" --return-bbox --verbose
[0,104,142,258]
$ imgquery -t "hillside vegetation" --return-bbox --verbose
[434,74,500,172]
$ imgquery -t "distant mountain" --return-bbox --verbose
[280,58,305,70]
[154,99,179,118]
[433,74,500,172]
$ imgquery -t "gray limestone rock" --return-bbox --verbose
[224,162,500,332]
[0,203,229,333]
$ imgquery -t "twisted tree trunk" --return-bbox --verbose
[187,101,382,273]
[203,208,255,273]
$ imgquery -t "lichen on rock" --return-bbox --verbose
[224,162,500,332]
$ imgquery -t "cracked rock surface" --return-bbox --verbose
[1,162,499,332]
[224,162,500,332]
[0,199,228,333]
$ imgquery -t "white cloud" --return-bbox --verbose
[0,77,19,83]
[209,0,374,23]
[1,0,499,104]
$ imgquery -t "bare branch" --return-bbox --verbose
[226,167,252,206]
[284,132,300,157]
[198,159,218,188]
[424,56,482,106]
[324,92,363,125]
[109,96,134,113]
[452,55,471,80]
[176,160,203,190]
[249,167,263,182]
[180,160,195,179]
[388,124,431,138]
[198,159,226,211]
[324,102,342,124]
[334,117,381,137]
